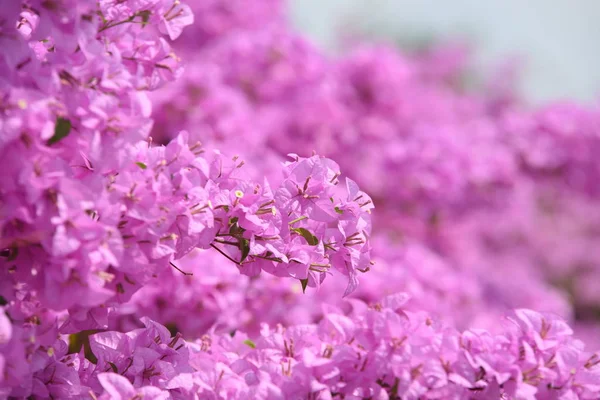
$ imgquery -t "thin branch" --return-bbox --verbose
[170,261,193,276]
[210,244,240,265]
[214,238,239,246]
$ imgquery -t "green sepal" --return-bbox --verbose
[107,361,118,373]
[239,238,250,263]
[139,10,151,27]
[300,278,309,293]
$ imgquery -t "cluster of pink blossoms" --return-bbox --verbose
[7,295,599,399]
[0,1,373,397]
[1,0,600,399]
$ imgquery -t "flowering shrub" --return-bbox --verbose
[1,1,599,399]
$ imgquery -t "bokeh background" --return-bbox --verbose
[290,0,600,104]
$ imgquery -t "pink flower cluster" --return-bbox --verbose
[180,295,600,400]
[0,1,373,397]
[9,295,598,399]
[1,0,600,399]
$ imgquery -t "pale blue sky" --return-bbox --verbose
[289,0,600,104]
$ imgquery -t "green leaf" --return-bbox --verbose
[300,278,309,293]
[68,330,99,364]
[334,206,344,215]
[68,333,83,355]
[239,238,250,263]
[47,117,71,145]
[135,161,147,170]
[243,339,256,349]
[292,228,318,246]
[83,339,98,364]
